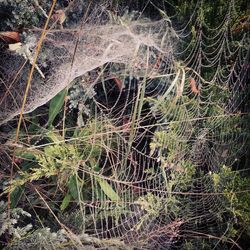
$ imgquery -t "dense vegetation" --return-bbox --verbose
[0,0,249,249]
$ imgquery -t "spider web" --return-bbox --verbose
[0,0,249,249]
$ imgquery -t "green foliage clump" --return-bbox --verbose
[0,0,50,30]
[212,166,250,236]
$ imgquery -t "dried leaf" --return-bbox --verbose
[52,9,66,27]
[189,77,199,94]
[8,42,22,51]
[111,75,123,91]
[0,31,20,44]
[177,67,185,97]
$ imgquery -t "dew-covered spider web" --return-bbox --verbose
[0,0,249,249]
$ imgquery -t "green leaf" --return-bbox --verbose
[15,152,35,160]
[28,110,40,132]
[96,177,120,202]
[46,131,64,143]
[48,89,67,127]
[60,193,72,211]
[10,186,24,208]
[14,151,37,170]
[68,175,79,200]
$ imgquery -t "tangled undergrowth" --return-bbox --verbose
[0,0,249,249]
